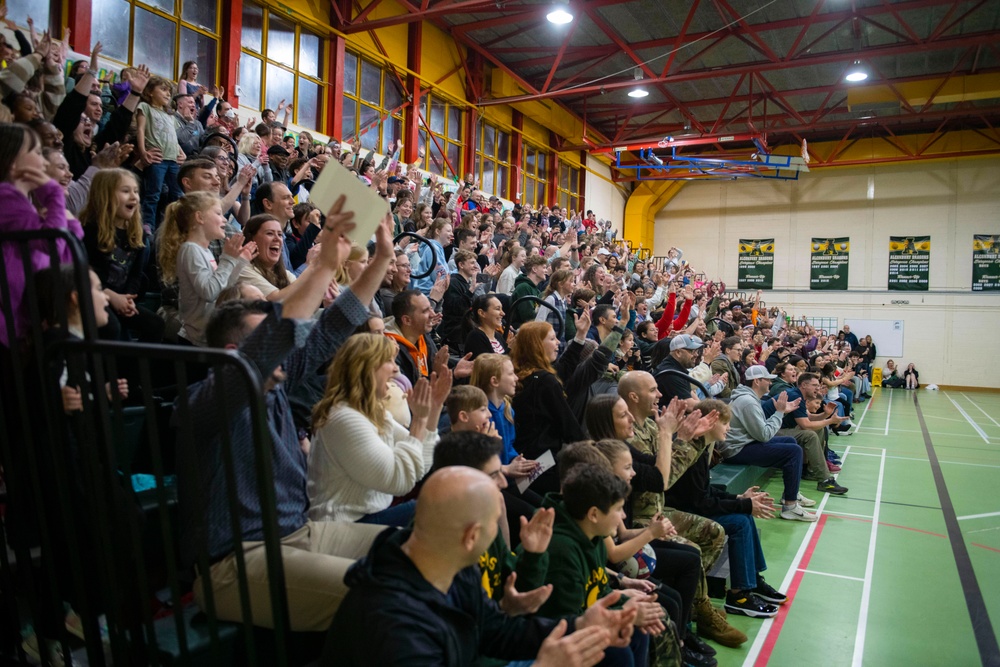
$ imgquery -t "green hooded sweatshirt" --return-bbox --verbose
[533,493,614,618]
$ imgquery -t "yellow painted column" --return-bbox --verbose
[623,181,687,252]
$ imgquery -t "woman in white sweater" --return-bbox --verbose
[308,333,451,526]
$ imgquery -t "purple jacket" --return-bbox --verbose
[0,181,83,347]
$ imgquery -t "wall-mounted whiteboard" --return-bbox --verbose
[844,319,904,357]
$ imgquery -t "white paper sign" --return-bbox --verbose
[308,159,391,244]
[517,450,556,494]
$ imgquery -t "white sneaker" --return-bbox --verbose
[796,492,816,508]
[780,504,818,522]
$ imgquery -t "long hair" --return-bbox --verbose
[585,393,621,440]
[510,321,558,386]
[180,60,198,80]
[140,75,173,106]
[0,124,39,183]
[157,191,220,283]
[312,333,397,433]
[582,263,603,293]
[593,438,630,468]
[543,269,573,298]
[333,242,367,286]
[242,214,290,289]
[462,293,501,341]
[471,353,514,422]
[79,169,144,253]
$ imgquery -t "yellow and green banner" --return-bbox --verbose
[888,236,930,291]
[810,237,849,290]
[738,239,774,290]
[972,235,1000,291]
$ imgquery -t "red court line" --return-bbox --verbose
[835,515,1000,552]
[754,514,829,667]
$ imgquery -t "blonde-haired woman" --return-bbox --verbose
[309,333,451,526]
[236,131,272,191]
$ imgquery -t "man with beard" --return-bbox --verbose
[654,334,704,407]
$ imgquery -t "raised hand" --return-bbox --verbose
[499,573,553,617]
[429,368,453,407]
[535,620,609,667]
[88,40,102,70]
[453,352,474,380]
[407,377,433,424]
[130,64,151,93]
[13,165,53,192]
[573,307,592,338]
[519,507,555,554]
[656,397,686,435]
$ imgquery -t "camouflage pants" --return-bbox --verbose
[777,428,828,481]
[652,617,682,667]
[663,509,726,572]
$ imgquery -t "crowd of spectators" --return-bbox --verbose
[1,23,915,666]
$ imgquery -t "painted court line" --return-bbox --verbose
[824,510,875,519]
[857,425,997,442]
[883,396,892,436]
[854,389,876,430]
[944,391,991,444]
[852,447,886,667]
[798,568,865,583]
[961,392,1000,429]
[957,511,1000,522]
[743,445,853,667]
[884,455,1000,469]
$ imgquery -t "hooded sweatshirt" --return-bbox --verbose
[534,494,614,618]
[716,384,783,458]
[510,273,542,326]
[325,527,560,666]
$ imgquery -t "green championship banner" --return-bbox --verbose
[972,235,1000,291]
[810,238,850,290]
[888,236,930,291]
[737,239,774,290]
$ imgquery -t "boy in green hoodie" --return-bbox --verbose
[534,463,667,666]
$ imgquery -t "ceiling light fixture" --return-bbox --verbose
[845,60,869,82]
[628,67,649,98]
[546,2,573,24]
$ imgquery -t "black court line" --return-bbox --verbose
[827,496,942,511]
[914,393,1000,667]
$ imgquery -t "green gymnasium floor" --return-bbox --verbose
[712,388,1000,667]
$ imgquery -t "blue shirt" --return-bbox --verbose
[488,399,518,465]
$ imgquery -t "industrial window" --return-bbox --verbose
[415,94,463,178]
[4,0,51,36]
[341,51,405,151]
[521,143,549,209]
[238,2,325,131]
[476,122,511,199]
[556,162,581,213]
[90,0,220,85]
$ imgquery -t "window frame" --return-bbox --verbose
[414,93,464,179]
[476,121,511,199]
[521,141,549,209]
[90,0,222,83]
[556,162,581,214]
[238,2,327,131]
[341,50,407,152]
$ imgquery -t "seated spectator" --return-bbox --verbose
[653,334,704,406]
[235,131,272,193]
[183,206,392,632]
[79,168,164,343]
[463,293,508,359]
[903,362,919,389]
[439,248,480,348]
[470,353,540,481]
[157,192,255,346]
[510,320,588,464]
[308,333,447,526]
[709,336,742,399]
[715,365,816,521]
[779,372,851,490]
[237,213,296,299]
[385,289,437,385]
[881,359,904,388]
[43,141,126,217]
[446,385,491,434]
[533,464,661,665]
[496,245,525,295]
[324,466,630,666]
[664,399,786,620]
[510,255,548,327]
[410,217,452,296]
[0,123,83,347]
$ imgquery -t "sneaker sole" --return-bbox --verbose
[818,487,848,495]
[780,512,819,522]
[724,603,778,618]
[755,593,787,605]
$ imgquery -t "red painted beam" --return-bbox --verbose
[403,21,422,165]
[219,0,242,105]
[343,0,521,33]
[327,34,346,140]
[478,30,1000,105]
[66,0,92,54]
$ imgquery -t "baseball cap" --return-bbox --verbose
[597,247,611,256]
[744,365,777,380]
[669,334,704,351]
[267,145,290,156]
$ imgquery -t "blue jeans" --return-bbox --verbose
[726,436,802,502]
[709,512,767,591]
[141,159,182,230]
[358,500,416,527]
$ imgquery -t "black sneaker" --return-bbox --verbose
[753,576,787,605]
[817,477,849,495]
[684,629,717,657]
[682,645,718,667]
[724,591,778,618]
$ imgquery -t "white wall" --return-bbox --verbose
[653,157,1000,388]
[586,155,626,235]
